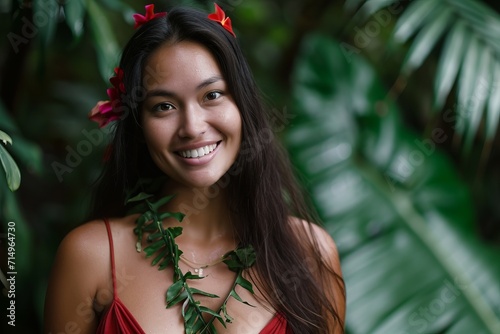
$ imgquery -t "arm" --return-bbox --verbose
[44,222,109,334]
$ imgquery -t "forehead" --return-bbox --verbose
[143,41,222,90]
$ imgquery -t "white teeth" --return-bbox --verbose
[179,143,217,158]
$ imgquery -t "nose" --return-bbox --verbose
[177,103,207,138]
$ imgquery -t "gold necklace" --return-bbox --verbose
[179,254,226,277]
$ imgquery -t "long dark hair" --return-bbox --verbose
[90,6,344,333]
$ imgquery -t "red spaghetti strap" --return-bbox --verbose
[103,218,118,297]
[97,220,146,333]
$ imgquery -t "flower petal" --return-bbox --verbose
[208,3,236,37]
[222,17,235,37]
[208,3,225,21]
[89,99,123,128]
[144,4,155,19]
[132,14,147,30]
[89,101,109,117]
[105,88,114,101]
[133,4,167,30]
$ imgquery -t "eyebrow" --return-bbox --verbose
[196,75,223,90]
[145,76,224,99]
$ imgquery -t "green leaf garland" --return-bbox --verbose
[129,193,257,333]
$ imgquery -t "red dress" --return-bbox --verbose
[97,219,288,333]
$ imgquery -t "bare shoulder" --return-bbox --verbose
[47,219,114,296]
[58,220,109,256]
[53,215,138,276]
[289,217,341,270]
[52,219,114,281]
[289,217,346,331]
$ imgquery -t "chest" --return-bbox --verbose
[99,245,275,333]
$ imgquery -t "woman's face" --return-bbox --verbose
[141,41,242,189]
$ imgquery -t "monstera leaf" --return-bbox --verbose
[285,34,500,334]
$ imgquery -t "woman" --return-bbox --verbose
[44,4,345,333]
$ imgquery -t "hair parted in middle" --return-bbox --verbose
[90,5,344,333]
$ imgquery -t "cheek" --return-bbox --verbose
[142,120,171,151]
[142,122,157,146]
[223,106,242,138]
[235,113,243,143]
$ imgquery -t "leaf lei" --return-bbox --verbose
[127,193,257,334]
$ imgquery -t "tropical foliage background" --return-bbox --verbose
[1,0,499,333]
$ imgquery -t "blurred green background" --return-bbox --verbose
[1,0,500,333]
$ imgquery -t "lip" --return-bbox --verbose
[174,140,220,152]
[174,140,221,166]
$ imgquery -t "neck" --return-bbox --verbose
[160,180,234,244]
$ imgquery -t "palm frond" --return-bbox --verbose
[350,0,500,154]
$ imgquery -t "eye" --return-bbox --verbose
[205,91,222,101]
[152,102,175,112]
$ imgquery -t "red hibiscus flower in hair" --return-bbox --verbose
[89,67,125,128]
[133,4,167,30]
[208,3,236,37]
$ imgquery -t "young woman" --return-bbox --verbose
[44,4,345,334]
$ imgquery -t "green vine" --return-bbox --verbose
[127,192,256,334]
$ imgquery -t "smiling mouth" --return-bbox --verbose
[176,141,221,158]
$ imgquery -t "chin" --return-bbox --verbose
[173,175,222,190]
[163,165,234,191]
[189,179,223,189]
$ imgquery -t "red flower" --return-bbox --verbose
[133,4,167,30]
[89,67,126,128]
[109,67,125,93]
[208,3,236,37]
[89,101,119,128]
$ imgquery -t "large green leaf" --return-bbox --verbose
[64,0,86,38]
[34,0,60,49]
[434,21,468,111]
[98,0,136,24]
[345,0,397,26]
[462,45,491,153]
[400,5,453,75]
[0,131,20,191]
[286,34,500,334]
[393,0,437,43]
[455,36,480,142]
[87,0,121,81]
[353,0,500,153]
[0,102,43,174]
[485,61,500,140]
